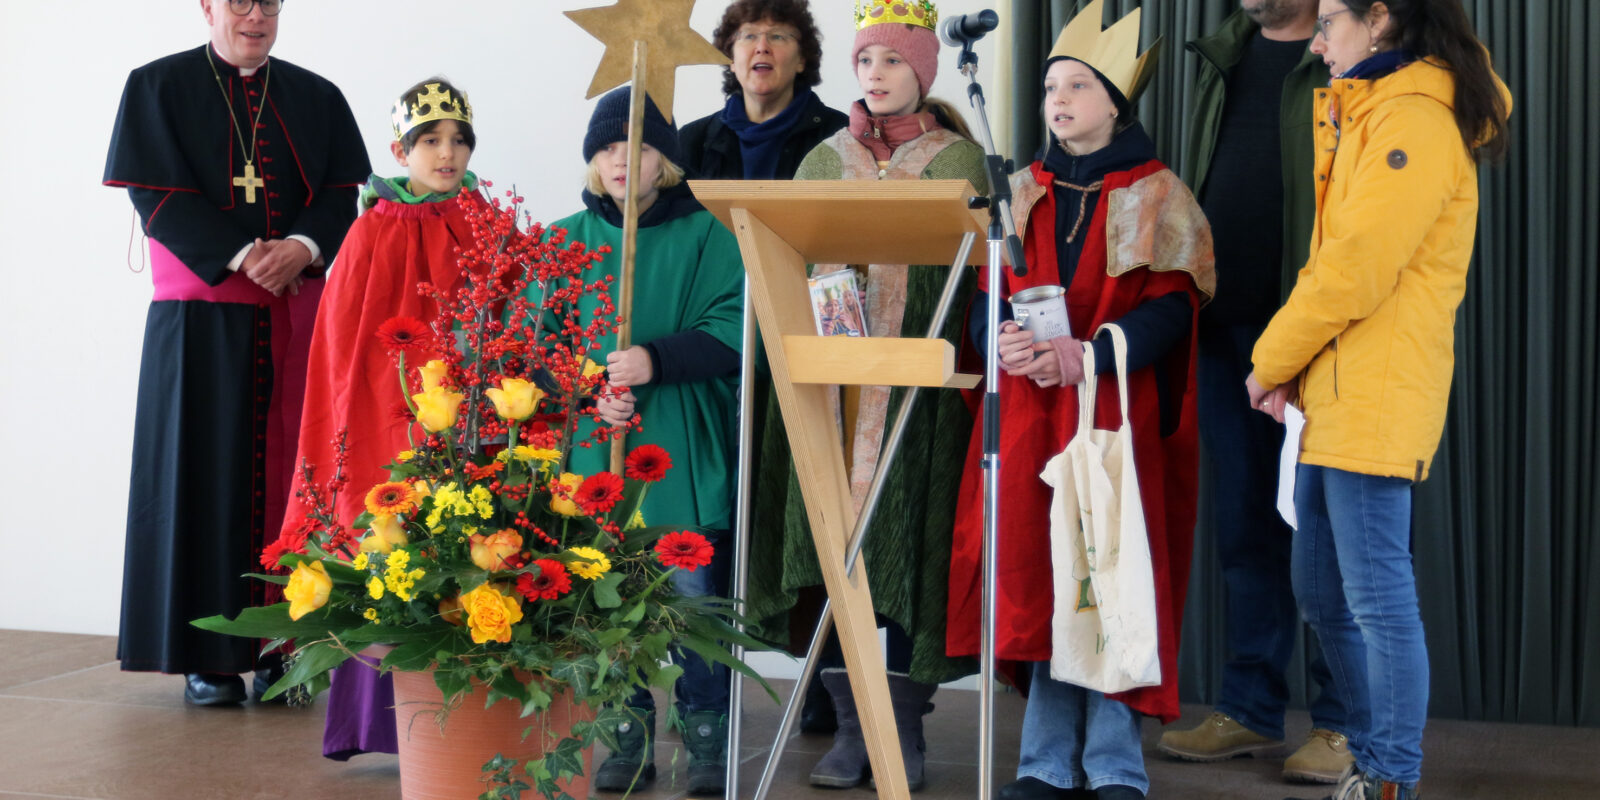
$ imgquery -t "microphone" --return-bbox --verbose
[939,9,999,47]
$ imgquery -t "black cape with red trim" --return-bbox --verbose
[105,44,368,675]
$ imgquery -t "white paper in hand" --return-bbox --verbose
[1277,404,1305,529]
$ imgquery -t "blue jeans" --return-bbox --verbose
[1198,320,1347,740]
[1292,464,1425,787]
[628,529,730,716]
[1016,662,1147,794]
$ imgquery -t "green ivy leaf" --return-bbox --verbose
[650,663,684,692]
[592,572,624,608]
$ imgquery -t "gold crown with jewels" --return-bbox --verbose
[854,0,938,32]
[391,83,473,141]
[1048,0,1161,104]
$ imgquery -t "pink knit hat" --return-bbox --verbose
[854,22,939,99]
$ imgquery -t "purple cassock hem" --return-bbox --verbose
[322,655,399,760]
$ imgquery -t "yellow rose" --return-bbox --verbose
[485,377,544,421]
[566,546,612,581]
[359,514,409,554]
[411,480,433,500]
[581,358,607,379]
[548,472,584,516]
[460,583,524,644]
[418,359,450,392]
[412,386,465,433]
[469,528,524,572]
[284,561,332,621]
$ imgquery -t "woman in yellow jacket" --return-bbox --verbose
[1243,1,1509,799]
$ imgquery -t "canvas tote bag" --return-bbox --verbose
[1039,323,1161,693]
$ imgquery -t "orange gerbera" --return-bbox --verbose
[364,481,418,517]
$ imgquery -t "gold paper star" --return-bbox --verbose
[565,0,730,123]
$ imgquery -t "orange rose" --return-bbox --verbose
[469,528,524,572]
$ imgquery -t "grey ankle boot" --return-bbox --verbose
[681,710,728,796]
[593,706,656,792]
[885,671,937,791]
[809,668,870,788]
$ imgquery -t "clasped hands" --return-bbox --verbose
[998,321,1085,388]
[1244,370,1297,423]
[241,237,314,296]
[596,345,653,428]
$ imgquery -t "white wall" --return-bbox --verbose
[0,1,1008,636]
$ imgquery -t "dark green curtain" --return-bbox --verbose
[1006,0,1600,726]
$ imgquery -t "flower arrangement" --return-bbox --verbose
[196,184,764,800]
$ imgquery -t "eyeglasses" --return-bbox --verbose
[1313,8,1351,38]
[737,29,797,46]
[226,0,283,17]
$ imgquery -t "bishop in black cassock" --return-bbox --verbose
[103,1,369,703]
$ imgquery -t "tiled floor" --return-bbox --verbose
[2,630,1597,799]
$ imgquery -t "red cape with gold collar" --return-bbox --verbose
[947,159,1212,723]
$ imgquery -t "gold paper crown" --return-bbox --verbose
[1048,0,1161,104]
[854,0,938,33]
[391,83,474,141]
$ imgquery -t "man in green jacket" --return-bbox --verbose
[1159,0,1353,786]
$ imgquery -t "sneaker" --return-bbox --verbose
[1290,766,1421,800]
[1284,729,1356,784]
[1157,711,1285,761]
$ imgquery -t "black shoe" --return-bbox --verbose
[184,673,246,706]
[999,776,1078,800]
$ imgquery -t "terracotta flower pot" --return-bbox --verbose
[390,667,594,800]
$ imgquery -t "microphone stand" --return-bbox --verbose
[954,37,1027,800]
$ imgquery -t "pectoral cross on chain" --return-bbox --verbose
[233,161,265,204]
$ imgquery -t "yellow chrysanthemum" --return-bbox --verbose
[363,608,380,622]
[468,485,495,518]
[367,577,385,600]
[566,546,612,580]
[396,449,416,463]
[352,553,370,570]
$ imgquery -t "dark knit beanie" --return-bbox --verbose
[582,87,682,166]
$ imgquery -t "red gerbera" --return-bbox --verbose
[375,316,433,356]
[516,559,573,601]
[574,471,625,515]
[259,523,312,570]
[654,531,714,572]
[625,444,672,482]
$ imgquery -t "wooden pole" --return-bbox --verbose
[610,40,647,475]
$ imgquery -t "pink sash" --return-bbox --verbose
[149,239,324,551]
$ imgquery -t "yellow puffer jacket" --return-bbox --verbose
[1252,58,1508,482]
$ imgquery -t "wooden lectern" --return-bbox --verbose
[694,180,985,800]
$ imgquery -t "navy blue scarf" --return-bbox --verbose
[720,90,813,179]
[1338,49,1416,81]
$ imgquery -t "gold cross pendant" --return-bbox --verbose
[233,161,265,204]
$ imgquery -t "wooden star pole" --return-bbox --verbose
[565,0,729,474]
